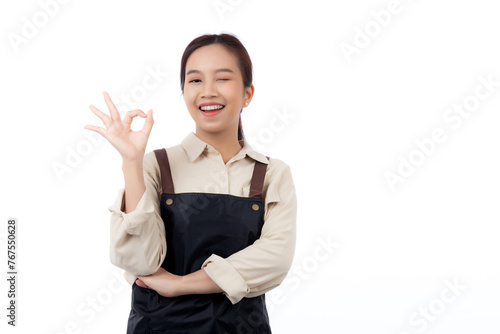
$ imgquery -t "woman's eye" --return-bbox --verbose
[217,78,229,81]
[188,79,201,83]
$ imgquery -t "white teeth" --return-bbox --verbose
[200,105,224,111]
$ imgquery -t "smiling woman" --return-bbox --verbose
[85,33,297,334]
[181,35,254,144]
[181,42,254,159]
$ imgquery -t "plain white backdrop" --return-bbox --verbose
[1,0,500,333]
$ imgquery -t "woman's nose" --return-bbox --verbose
[201,81,218,98]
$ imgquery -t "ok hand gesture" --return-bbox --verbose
[84,91,154,161]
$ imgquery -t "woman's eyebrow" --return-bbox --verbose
[186,68,235,76]
[215,68,234,74]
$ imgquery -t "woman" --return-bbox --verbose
[85,33,297,333]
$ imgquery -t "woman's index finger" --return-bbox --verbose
[103,91,121,121]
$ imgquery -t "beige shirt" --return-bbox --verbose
[108,132,297,304]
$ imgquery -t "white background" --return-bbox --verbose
[1,0,500,333]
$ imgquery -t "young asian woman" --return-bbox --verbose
[85,33,297,333]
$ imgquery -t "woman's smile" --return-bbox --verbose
[199,102,225,117]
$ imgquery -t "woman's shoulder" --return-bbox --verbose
[143,143,184,170]
[262,156,295,203]
[266,156,291,176]
[244,141,291,178]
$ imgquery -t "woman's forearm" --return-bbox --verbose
[137,268,224,298]
[179,269,224,295]
[122,158,146,213]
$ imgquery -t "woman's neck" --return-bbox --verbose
[195,129,242,164]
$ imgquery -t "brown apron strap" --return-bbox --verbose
[249,156,270,198]
[153,148,174,194]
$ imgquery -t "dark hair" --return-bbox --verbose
[180,33,253,141]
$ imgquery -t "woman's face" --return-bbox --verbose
[183,43,253,139]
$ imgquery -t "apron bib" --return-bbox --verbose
[127,148,272,333]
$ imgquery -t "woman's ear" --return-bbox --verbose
[244,84,255,105]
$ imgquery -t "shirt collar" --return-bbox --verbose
[181,132,269,164]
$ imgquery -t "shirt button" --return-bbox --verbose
[166,198,173,205]
[252,204,259,211]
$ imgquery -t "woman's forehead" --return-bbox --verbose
[186,44,239,73]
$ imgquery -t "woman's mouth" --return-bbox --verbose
[199,105,225,117]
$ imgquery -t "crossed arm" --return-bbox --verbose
[136,267,223,297]
[109,155,296,304]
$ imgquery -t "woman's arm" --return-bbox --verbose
[122,158,146,213]
[86,92,163,278]
[137,267,224,297]
[108,151,166,276]
[201,160,297,304]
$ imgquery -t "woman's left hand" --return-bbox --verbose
[136,267,182,298]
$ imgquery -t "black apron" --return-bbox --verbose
[127,148,272,333]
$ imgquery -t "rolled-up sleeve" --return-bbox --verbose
[201,162,297,304]
[108,152,166,279]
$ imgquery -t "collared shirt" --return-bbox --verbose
[108,132,297,304]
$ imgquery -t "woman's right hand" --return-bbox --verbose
[84,91,154,161]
